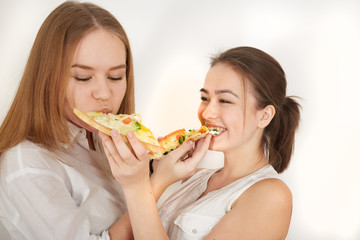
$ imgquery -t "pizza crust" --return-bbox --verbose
[73,108,165,155]
[148,126,210,159]
[74,108,113,135]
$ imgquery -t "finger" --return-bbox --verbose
[102,140,118,166]
[185,135,212,168]
[167,140,194,162]
[187,146,195,158]
[193,135,211,153]
[99,131,123,166]
[126,132,149,162]
[152,159,159,171]
[110,130,138,165]
[103,142,121,174]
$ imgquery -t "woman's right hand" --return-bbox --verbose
[151,135,212,191]
[99,130,151,190]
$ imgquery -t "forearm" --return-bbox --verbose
[100,132,210,240]
[122,180,169,240]
[108,212,134,240]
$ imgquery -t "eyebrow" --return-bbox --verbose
[200,88,239,98]
[71,64,126,71]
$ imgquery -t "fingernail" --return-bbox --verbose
[127,131,134,138]
[111,130,119,137]
[187,140,193,146]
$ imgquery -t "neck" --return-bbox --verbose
[219,147,268,181]
[199,147,268,199]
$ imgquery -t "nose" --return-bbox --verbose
[201,101,218,121]
[92,77,111,101]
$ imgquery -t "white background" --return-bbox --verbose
[1,0,360,239]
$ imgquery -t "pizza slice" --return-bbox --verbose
[73,108,165,155]
[148,125,224,159]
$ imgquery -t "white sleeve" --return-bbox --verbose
[5,171,112,240]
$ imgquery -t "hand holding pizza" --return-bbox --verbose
[99,130,151,189]
[151,134,212,190]
[99,127,211,190]
[74,108,214,191]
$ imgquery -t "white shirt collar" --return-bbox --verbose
[64,122,89,150]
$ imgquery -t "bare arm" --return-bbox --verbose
[203,178,293,240]
[99,130,211,240]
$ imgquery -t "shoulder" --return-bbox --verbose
[1,140,65,180]
[2,140,51,161]
[2,141,44,164]
[231,177,293,224]
[250,178,291,199]
[235,178,292,209]
[220,178,292,238]
[202,178,292,239]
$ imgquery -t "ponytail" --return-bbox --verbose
[266,96,301,173]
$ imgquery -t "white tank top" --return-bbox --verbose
[159,164,278,240]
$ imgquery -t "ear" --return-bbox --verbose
[257,105,275,129]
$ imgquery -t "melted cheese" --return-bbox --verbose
[87,112,159,146]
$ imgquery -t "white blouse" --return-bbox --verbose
[0,123,126,240]
[159,165,278,240]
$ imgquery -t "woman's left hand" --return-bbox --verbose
[151,135,212,190]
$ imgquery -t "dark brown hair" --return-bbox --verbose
[0,1,134,154]
[211,46,300,173]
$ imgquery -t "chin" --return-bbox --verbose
[208,141,225,152]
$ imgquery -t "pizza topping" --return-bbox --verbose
[178,135,186,144]
[122,117,132,124]
[199,128,207,134]
[75,107,226,160]
[73,108,166,156]
[134,121,142,130]
[85,112,142,135]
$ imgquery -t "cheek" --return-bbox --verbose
[112,80,127,109]
[64,90,79,123]
[65,82,76,108]
[197,104,205,125]
[64,84,80,120]
[65,81,95,113]
[66,84,86,109]
[226,111,244,135]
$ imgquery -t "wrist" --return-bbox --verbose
[121,177,152,197]
[150,175,168,201]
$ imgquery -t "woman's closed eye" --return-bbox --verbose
[74,76,91,81]
[201,96,232,104]
[219,99,232,104]
[108,76,123,81]
[73,76,123,81]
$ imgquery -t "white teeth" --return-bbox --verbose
[207,126,226,136]
[208,127,225,131]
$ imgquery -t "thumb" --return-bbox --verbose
[183,135,211,167]
[167,140,194,161]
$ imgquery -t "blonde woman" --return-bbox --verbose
[0,1,208,239]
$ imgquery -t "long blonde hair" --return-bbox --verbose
[0,1,135,154]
